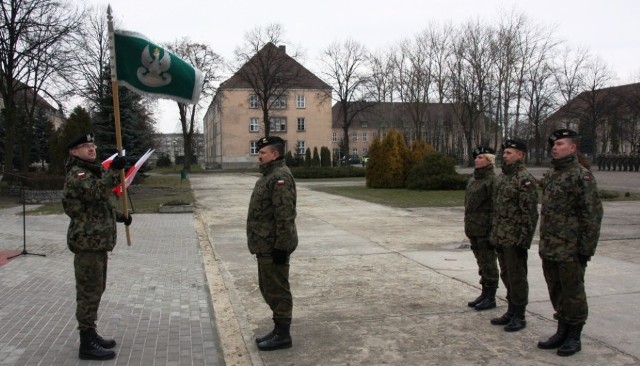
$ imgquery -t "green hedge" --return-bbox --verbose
[291,166,365,179]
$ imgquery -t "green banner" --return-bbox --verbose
[113,30,203,104]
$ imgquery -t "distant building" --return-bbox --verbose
[152,133,204,167]
[203,43,332,169]
[545,82,640,155]
[332,102,497,164]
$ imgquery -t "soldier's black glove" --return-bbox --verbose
[515,246,528,258]
[495,246,503,253]
[272,249,288,265]
[577,254,590,266]
[116,214,133,226]
[111,155,126,170]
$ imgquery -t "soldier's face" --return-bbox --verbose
[475,154,491,169]
[502,148,523,165]
[551,139,576,160]
[70,143,97,162]
[258,146,278,165]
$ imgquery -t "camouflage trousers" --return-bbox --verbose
[257,256,292,321]
[497,247,529,306]
[542,259,588,325]
[74,251,108,331]
[470,236,499,289]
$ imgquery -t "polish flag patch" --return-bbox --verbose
[276,179,285,186]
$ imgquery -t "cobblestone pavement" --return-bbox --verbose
[0,208,224,366]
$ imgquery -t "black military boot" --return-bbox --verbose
[490,302,513,325]
[255,320,277,344]
[79,329,116,360]
[557,323,583,356]
[504,305,526,332]
[467,287,486,308]
[538,321,568,349]
[87,328,116,349]
[475,287,497,311]
[257,320,292,351]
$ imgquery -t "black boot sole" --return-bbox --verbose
[79,351,116,360]
[257,341,292,351]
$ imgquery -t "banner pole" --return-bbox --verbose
[107,6,132,246]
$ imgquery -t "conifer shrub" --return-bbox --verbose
[305,148,312,167]
[311,147,321,167]
[320,146,332,167]
[365,129,409,188]
[405,152,468,190]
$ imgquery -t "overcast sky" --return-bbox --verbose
[81,0,640,133]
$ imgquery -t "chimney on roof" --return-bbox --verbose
[279,45,286,53]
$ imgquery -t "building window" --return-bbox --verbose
[363,132,368,142]
[250,141,259,155]
[332,148,341,160]
[296,95,305,108]
[361,121,368,128]
[332,132,337,142]
[269,95,287,109]
[249,95,259,108]
[249,118,259,132]
[297,117,305,131]
[352,148,358,156]
[363,147,368,156]
[269,117,287,132]
[296,140,306,155]
[352,132,358,142]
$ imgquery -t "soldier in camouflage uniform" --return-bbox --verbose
[537,129,603,356]
[62,133,131,360]
[247,136,298,351]
[464,146,499,311]
[489,139,539,332]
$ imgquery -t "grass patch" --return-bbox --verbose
[25,175,194,215]
[311,186,640,208]
[311,186,465,208]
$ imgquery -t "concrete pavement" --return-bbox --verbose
[192,172,640,366]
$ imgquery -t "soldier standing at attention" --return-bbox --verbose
[489,140,539,332]
[537,129,603,356]
[62,132,131,360]
[464,146,499,311]
[247,136,298,351]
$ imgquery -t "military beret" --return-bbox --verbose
[256,136,284,150]
[502,139,527,152]
[472,146,495,159]
[67,132,95,150]
[548,129,578,146]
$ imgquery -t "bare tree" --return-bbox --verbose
[72,5,111,108]
[367,49,395,102]
[166,39,223,171]
[319,39,373,160]
[393,33,433,143]
[448,20,494,166]
[232,24,302,138]
[0,0,83,172]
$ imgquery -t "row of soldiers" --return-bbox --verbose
[596,153,640,171]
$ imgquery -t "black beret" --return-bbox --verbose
[548,129,578,146]
[502,139,527,152]
[67,132,95,150]
[472,146,495,159]
[256,136,284,150]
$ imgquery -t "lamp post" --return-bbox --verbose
[172,140,178,171]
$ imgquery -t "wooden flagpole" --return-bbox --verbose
[107,6,132,246]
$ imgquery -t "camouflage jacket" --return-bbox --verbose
[539,154,603,261]
[62,156,122,253]
[490,160,539,249]
[246,158,298,255]
[464,165,496,238]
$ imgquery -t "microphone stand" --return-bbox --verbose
[3,171,46,259]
